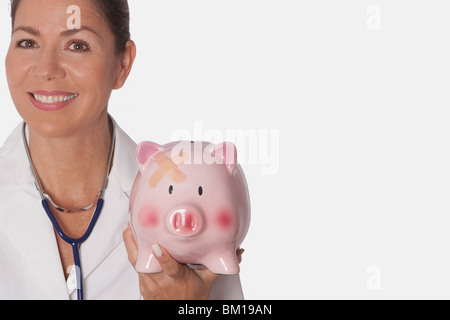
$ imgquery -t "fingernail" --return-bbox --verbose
[122,221,129,232]
[152,244,163,257]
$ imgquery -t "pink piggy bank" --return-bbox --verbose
[129,141,251,274]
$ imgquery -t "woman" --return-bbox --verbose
[0,0,244,300]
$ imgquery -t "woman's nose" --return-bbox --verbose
[32,48,66,81]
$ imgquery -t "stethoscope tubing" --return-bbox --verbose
[41,198,104,300]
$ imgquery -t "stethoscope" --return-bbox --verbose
[22,119,115,300]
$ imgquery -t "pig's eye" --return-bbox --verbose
[198,186,203,196]
[169,185,174,194]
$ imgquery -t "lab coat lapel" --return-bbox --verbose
[0,189,70,299]
[78,120,138,280]
[0,124,69,299]
[79,173,130,279]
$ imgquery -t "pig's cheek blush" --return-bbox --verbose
[138,209,160,228]
[216,210,233,229]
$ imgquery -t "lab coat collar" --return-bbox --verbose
[109,117,138,199]
[0,118,138,299]
[0,122,30,192]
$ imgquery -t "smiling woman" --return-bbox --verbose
[6,0,129,139]
[0,0,244,300]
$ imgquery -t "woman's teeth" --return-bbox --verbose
[33,93,78,104]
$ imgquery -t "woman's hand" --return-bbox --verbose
[123,223,222,300]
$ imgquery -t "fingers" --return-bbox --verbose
[152,244,184,279]
[123,225,221,300]
[152,244,218,284]
[122,222,138,267]
[237,248,245,264]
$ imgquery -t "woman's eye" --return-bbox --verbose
[68,41,89,52]
[16,39,37,49]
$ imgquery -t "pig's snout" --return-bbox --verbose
[168,207,203,237]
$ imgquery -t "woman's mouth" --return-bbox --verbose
[28,91,79,111]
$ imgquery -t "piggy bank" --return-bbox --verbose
[129,141,251,274]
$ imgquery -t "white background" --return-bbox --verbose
[1,0,450,299]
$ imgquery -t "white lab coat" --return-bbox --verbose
[0,119,244,300]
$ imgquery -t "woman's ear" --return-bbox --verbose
[113,40,137,90]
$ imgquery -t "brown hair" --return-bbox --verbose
[10,0,131,54]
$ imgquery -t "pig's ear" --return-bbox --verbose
[209,142,237,174]
[136,141,163,174]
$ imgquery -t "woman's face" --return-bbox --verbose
[5,0,129,138]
